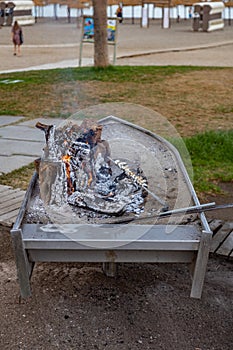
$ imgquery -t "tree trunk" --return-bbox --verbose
[92,0,109,67]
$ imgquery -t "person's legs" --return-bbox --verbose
[17,44,21,56]
[13,44,16,55]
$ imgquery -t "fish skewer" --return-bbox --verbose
[108,157,168,208]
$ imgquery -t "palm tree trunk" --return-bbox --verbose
[92,0,109,67]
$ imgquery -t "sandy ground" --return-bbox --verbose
[0,18,233,73]
[0,224,233,350]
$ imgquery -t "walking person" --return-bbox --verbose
[11,20,23,56]
[116,4,123,23]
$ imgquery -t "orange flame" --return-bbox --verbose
[62,155,74,195]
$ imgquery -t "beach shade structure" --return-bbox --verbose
[193,1,225,31]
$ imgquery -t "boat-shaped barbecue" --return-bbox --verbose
[11,115,215,299]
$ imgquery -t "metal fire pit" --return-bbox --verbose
[11,116,212,299]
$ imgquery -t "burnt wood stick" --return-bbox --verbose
[35,122,54,142]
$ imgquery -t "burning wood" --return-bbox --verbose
[36,119,148,216]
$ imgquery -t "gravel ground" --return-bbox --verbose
[0,223,232,350]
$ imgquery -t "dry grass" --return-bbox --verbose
[0,67,232,137]
[81,70,233,136]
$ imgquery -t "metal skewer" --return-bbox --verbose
[141,185,167,207]
[110,202,233,225]
[108,156,168,207]
[158,202,216,217]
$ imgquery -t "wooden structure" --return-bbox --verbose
[31,0,233,25]
[33,0,48,4]
[33,0,91,11]
[0,185,25,226]
[224,0,233,24]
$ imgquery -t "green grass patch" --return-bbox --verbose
[0,65,208,85]
[0,163,35,190]
[184,130,233,193]
[214,104,233,114]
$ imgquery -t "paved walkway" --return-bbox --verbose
[0,116,65,174]
[0,18,233,73]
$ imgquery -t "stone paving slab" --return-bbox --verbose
[0,116,25,127]
[0,155,37,174]
[0,139,43,157]
[0,117,67,174]
[0,125,45,142]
